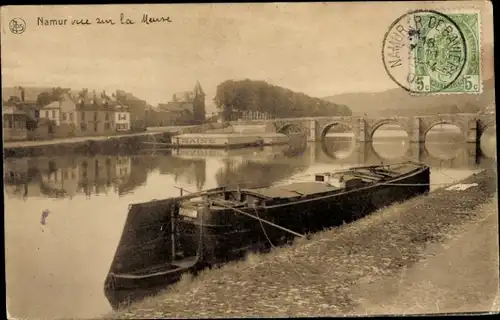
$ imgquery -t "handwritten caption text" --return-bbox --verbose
[37,13,172,27]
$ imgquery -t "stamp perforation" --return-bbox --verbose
[383,7,485,96]
[410,7,484,96]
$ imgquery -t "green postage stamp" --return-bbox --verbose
[410,10,481,94]
[383,9,482,95]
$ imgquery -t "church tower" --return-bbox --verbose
[192,81,206,123]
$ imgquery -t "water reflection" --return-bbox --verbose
[480,126,497,159]
[4,135,497,319]
[372,124,409,159]
[426,123,465,143]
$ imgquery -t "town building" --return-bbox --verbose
[2,86,57,121]
[154,81,206,126]
[115,90,147,131]
[40,100,61,125]
[113,101,131,132]
[37,90,82,137]
[157,100,195,125]
[76,91,116,136]
[2,106,28,141]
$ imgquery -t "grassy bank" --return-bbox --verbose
[352,196,499,315]
[105,168,497,318]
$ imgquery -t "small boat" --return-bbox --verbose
[104,161,429,308]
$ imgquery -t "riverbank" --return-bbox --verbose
[105,168,498,318]
[3,123,233,158]
[3,132,173,158]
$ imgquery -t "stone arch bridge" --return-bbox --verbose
[233,114,495,144]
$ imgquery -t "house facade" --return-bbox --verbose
[115,90,147,131]
[2,106,28,141]
[76,92,116,136]
[171,81,205,124]
[40,101,61,125]
[150,81,206,127]
[37,91,82,137]
[114,103,131,132]
[155,101,195,126]
[3,86,58,122]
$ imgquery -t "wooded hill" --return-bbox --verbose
[323,78,495,117]
[213,79,352,120]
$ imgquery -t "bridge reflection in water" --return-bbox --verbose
[319,123,496,169]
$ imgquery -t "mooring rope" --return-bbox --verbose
[401,155,460,183]
[172,185,303,238]
[213,201,305,238]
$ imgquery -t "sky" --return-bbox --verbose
[1,2,494,112]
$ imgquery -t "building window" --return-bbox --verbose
[45,110,49,118]
[105,112,110,121]
[94,123,98,132]
[81,112,85,121]
[94,112,98,121]
[104,122,110,130]
[6,119,12,128]
[52,110,56,118]
[69,112,74,121]
[81,123,86,132]
[62,113,67,121]
[118,113,127,120]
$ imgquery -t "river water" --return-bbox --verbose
[4,129,497,319]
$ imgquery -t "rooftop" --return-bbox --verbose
[2,86,67,103]
[159,101,194,113]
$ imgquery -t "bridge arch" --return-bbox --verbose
[320,121,353,140]
[368,119,410,139]
[423,120,466,141]
[276,123,303,135]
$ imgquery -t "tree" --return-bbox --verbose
[7,96,21,105]
[36,92,53,107]
[213,79,353,119]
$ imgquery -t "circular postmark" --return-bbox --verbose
[9,17,26,34]
[382,10,467,94]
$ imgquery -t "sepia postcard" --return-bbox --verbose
[2,1,497,319]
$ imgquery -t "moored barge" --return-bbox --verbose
[104,161,430,309]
